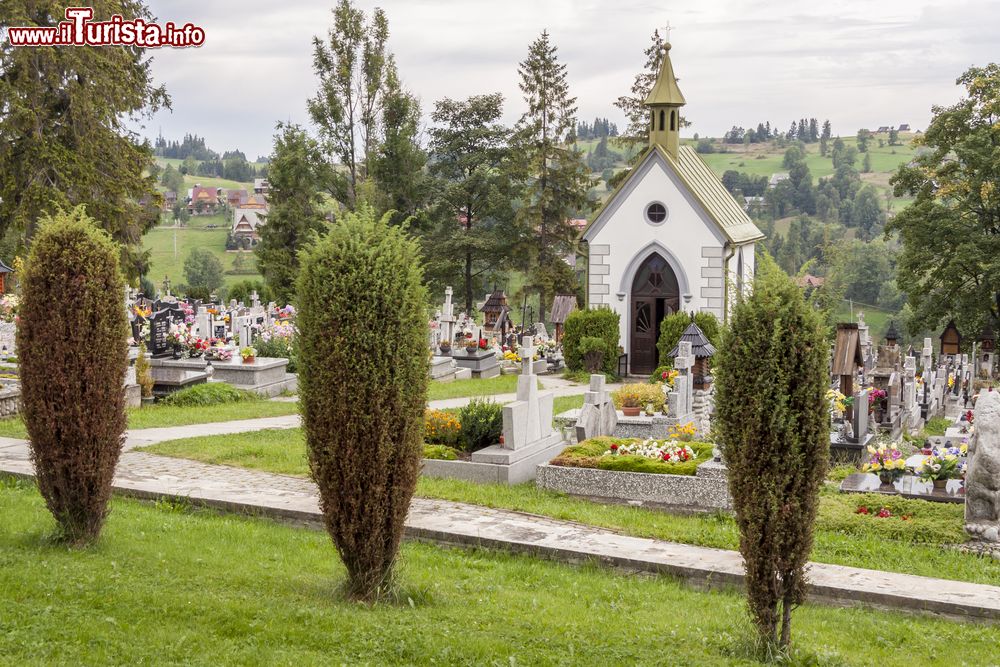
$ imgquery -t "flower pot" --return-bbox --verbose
[878,472,896,488]
[622,406,641,417]
[242,356,255,365]
[932,479,948,490]
[172,346,183,360]
[439,344,451,355]
[465,345,478,354]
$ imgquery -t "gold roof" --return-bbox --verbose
[581,144,765,245]
[644,43,686,107]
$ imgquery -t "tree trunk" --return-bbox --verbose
[779,586,793,649]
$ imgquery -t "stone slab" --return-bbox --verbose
[537,463,732,511]
[840,472,965,503]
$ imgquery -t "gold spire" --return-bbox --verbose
[645,42,686,156]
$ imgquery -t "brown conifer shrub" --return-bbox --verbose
[296,206,428,601]
[713,255,829,651]
[17,207,129,545]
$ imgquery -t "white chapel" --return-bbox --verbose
[580,41,764,375]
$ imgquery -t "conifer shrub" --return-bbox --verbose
[457,398,503,452]
[296,206,427,601]
[17,208,129,545]
[563,308,620,374]
[713,257,829,652]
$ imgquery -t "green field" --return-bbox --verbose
[144,221,261,291]
[2,479,995,665]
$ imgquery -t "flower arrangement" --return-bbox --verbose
[868,388,887,406]
[478,337,488,350]
[240,346,257,361]
[917,452,962,483]
[659,368,679,388]
[612,383,664,411]
[668,422,697,441]
[826,389,850,416]
[424,409,461,447]
[503,350,521,363]
[948,374,955,389]
[605,438,695,463]
[863,442,906,481]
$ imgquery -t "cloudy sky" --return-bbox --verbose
[141,0,997,160]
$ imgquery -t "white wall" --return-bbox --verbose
[585,151,729,365]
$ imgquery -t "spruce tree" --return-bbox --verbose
[713,255,829,652]
[296,205,427,601]
[17,207,129,545]
[613,28,666,148]
[513,30,593,322]
[256,123,328,305]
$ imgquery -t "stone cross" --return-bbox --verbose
[575,374,618,442]
[520,335,535,375]
[440,286,456,343]
[922,337,933,374]
[501,335,557,452]
[251,290,260,309]
[671,341,694,417]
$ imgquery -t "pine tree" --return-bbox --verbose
[0,0,169,277]
[256,123,328,305]
[513,31,593,322]
[821,119,832,140]
[613,28,666,148]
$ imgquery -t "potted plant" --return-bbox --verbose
[918,452,962,490]
[439,339,451,355]
[862,442,906,487]
[240,346,257,364]
[613,383,662,417]
[465,335,478,354]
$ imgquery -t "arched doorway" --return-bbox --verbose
[630,252,680,375]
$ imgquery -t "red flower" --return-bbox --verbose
[609,443,618,451]
[901,515,911,521]
[479,338,488,349]
[661,371,668,380]
[877,508,891,518]
[856,506,869,515]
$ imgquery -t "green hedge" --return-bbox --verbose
[563,308,620,374]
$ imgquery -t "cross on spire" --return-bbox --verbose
[663,20,673,44]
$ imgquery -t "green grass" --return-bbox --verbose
[427,373,557,401]
[144,225,261,290]
[1,479,996,665]
[923,417,952,437]
[138,428,1000,586]
[0,400,299,440]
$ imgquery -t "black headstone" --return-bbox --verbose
[148,310,172,358]
[213,323,227,341]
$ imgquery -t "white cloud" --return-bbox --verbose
[141,0,997,158]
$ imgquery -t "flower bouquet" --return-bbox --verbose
[863,442,906,486]
[604,438,695,463]
[240,346,257,364]
[918,452,962,489]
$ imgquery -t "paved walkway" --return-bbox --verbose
[0,426,997,621]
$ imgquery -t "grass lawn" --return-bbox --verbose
[427,373,566,401]
[144,224,262,290]
[139,426,1000,587]
[0,479,995,665]
[0,400,299,440]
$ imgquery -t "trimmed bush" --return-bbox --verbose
[17,207,129,545]
[458,398,503,452]
[159,383,259,407]
[563,308,620,374]
[656,310,721,369]
[713,257,829,651]
[297,206,427,601]
[578,336,606,372]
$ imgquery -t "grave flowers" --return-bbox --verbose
[464,334,477,353]
[863,442,906,485]
[240,346,256,364]
[604,438,695,463]
[918,452,962,489]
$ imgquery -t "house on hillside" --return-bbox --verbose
[243,192,268,209]
[876,126,891,133]
[579,41,763,375]
[226,189,248,208]
[253,178,270,195]
[768,173,789,188]
[898,124,911,132]
[188,185,221,215]
[231,208,266,248]
[163,190,177,211]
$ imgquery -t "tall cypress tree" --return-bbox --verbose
[513,30,593,322]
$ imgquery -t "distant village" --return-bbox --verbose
[159,177,271,249]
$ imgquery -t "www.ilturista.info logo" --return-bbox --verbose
[5,7,204,48]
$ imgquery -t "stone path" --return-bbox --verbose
[1,429,998,621]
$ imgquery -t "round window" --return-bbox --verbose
[645,202,667,225]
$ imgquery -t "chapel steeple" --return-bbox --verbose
[645,40,686,157]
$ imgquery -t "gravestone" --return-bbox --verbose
[534,322,549,342]
[195,311,211,339]
[213,322,228,341]
[495,337,560,452]
[440,286,456,345]
[574,374,618,442]
[148,310,172,358]
[851,388,870,442]
[966,388,1000,543]
[236,315,253,348]
[666,342,695,421]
